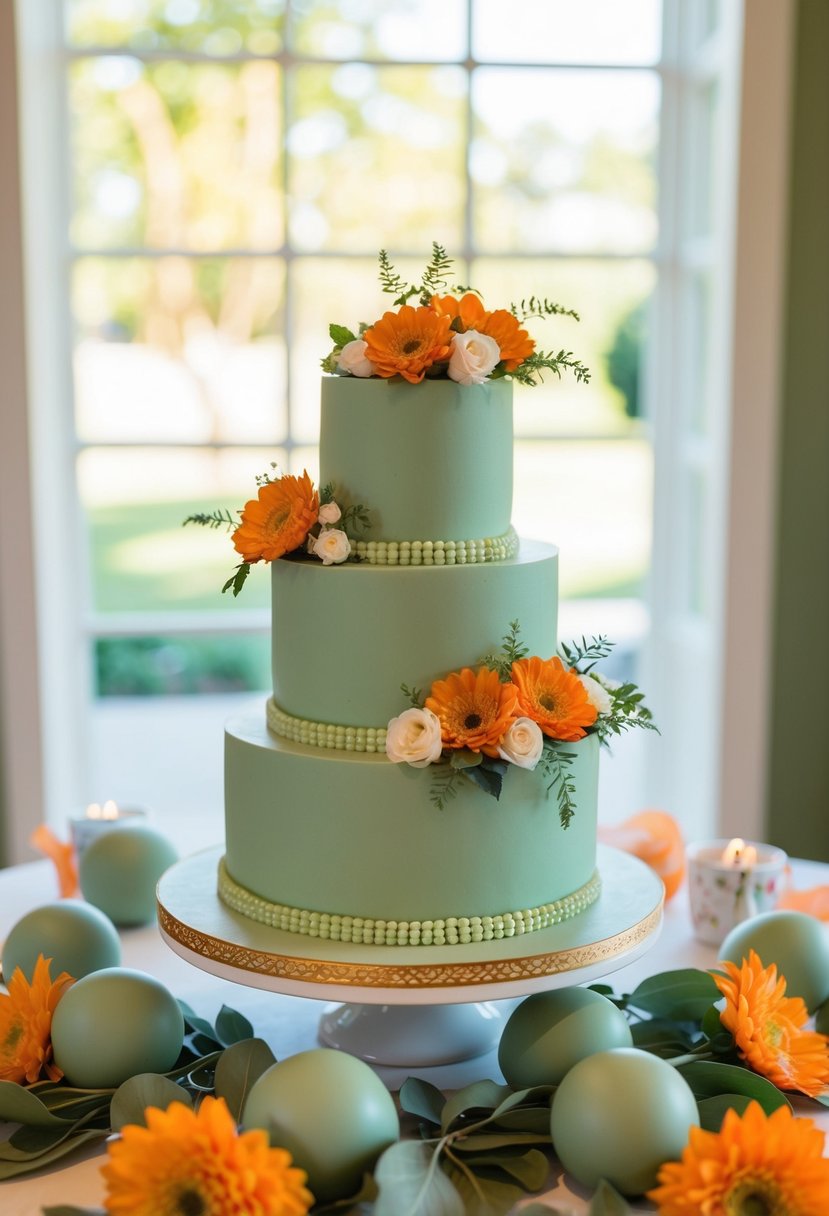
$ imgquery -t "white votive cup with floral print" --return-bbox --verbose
[687,838,788,946]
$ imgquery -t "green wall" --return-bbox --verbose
[767,0,829,860]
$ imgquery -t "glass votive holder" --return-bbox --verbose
[69,801,148,856]
[687,838,788,946]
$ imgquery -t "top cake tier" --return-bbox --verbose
[319,376,513,544]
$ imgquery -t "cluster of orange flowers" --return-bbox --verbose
[232,470,319,566]
[359,292,535,385]
[426,654,598,754]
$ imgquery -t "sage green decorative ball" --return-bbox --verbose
[2,899,121,982]
[242,1048,399,1203]
[720,910,829,1012]
[79,825,178,926]
[498,987,633,1088]
[550,1048,699,1196]
[51,967,184,1088]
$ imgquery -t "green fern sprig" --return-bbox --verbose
[378,249,420,307]
[511,296,581,323]
[559,635,613,674]
[400,683,423,708]
[480,619,530,679]
[420,242,455,297]
[430,766,461,811]
[537,745,578,830]
[340,502,371,534]
[510,350,592,387]
[183,509,236,531]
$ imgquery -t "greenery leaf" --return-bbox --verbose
[697,1093,755,1131]
[222,561,251,597]
[485,1108,552,1136]
[329,323,356,346]
[43,1207,105,1216]
[462,761,506,801]
[441,1081,512,1132]
[399,1077,446,1126]
[449,749,483,771]
[0,1081,68,1128]
[110,1073,191,1132]
[214,1038,277,1122]
[178,999,221,1043]
[455,1131,552,1152]
[0,1127,108,1179]
[677,1061,791,1115]
[444,1161,527,1216]
[630,1017,695,1056]
[629,969,721,1021]
[214,1005,255,1047]
[590,1179,634,1215]
[457,1147,548,1190]
[490,1086,554,1119]
[373,1140,465,1216]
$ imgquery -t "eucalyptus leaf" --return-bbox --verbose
[441,1081,512,1132]
[629,969,720,1021]
[463,760,508,800]
[189,1032,223,1056]
[329,323,357,346]
[630,1018,694,1055]
[445,1161,527,1216]
[214,1004,255,1047]
[373,1140,464,1216]
[177,999,220,1042]
[0,1081,68,1128]
[399,1077,446,1126]
[490,1086,554,1118]
[590,1179,634,1215]
[455,1132,552,1152]
[677,1061,791,1114]
[456,1147,548,1190]
[697,1093,755,1131]
[0,1128,108,1180]
[701,1002,725,1040]
[214,1038,276,1121]
[450,749,483,771]
[110,1073,191,1131]
[312,1172,378,1213]
[488,1107,552,1135]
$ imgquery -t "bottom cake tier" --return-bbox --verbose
[223,714,600,947]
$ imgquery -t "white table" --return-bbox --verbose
[1,855,827,1216]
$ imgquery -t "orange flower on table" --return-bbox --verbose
[102,1095,313,1216]
[647,1100,829,1216]
[363,305,453,384]
[425,666,519,757]
[510,655,598,742]
[0,953,73,1084]
[233,471,319,564]
[712,949,829,1098]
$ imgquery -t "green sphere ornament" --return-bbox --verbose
[1,899,121,982]
[720,910,829,1012]
[51,967,184,1089]
[79,825,178,926]
[498,987,633,1088]
[242,1048,399,1203]
[550,1047,700,1196]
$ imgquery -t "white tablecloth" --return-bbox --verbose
[1,855,827,1215]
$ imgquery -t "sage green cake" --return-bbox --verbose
[221,377,601,947]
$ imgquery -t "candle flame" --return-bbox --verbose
[722,837,758,866]
[85,800,120,821]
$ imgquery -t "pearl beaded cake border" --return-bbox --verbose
[267,698,387,751]
[350,526,518,565]
[217,857,601,947]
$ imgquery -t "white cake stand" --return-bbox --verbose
[157,845,663,1066]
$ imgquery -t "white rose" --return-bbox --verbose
[498,717,544,770]
[337,339,375,378]
[385,707,443,768]
[311,528,351,565]
[318,501,342,525]
[447,330,501,385]
[578,673,613,715]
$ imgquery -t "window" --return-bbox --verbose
[10,0,778,857]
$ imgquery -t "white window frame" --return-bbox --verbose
[1,0,793,859]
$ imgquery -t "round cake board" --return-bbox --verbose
[157,845,663,1065]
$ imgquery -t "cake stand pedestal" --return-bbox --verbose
[157,845,663,1067]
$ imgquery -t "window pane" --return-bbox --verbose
[78,446,284,612]
[470,257,655,437]
[288,65,466,251]
[65,0,284,56]
[290,0,466,61]
[473,0,661,65]
[73,257,287,444]
[69,58,283,250]
[95,633,269,696]
[471,68,659,254]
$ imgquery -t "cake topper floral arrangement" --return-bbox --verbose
[387,623,657,827]
[322,242,591,387]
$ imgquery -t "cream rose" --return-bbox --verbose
[337,339,375,378]
[578,673,613,715]
[447,330,501,385]
[311,528,351,565]
[318,501,342,525]
[385,707,443,768]
[498,716,544,770]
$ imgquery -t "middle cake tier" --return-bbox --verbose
[271,539,559,726]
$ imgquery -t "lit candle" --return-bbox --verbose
[687,838,787,946]
[69,801,148,855]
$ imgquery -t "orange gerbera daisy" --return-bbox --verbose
[712,949,829,1098]
[0,954,73,1084]
[425,666,519,757]
[233,471,319,564]
[479,308,535,371]
[430,292,488,332]
[510,656,598,742]
[102,1095,313,1216]
[647,1100,829,1216]
[363,306,453,383]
